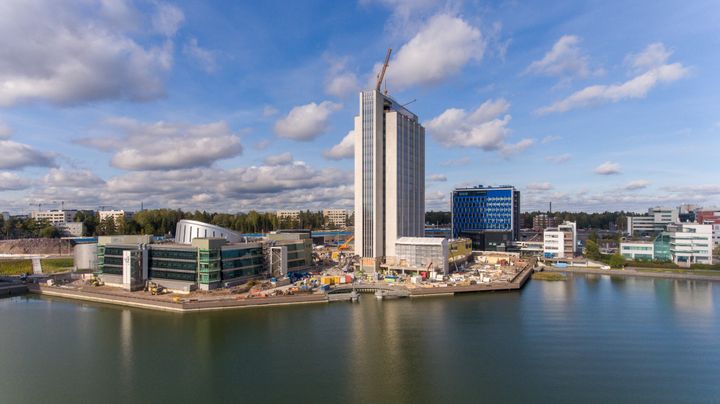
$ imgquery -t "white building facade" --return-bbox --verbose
[99,210,131,223]
[394,237,448,275]
[543,221,577,259]
[620,241,655,261]
[627,207,679,235]
[668,224,713,265]
[354,90,425,267]
[276,210,301,222]
[323,209,349,228]
[31,209,77,224]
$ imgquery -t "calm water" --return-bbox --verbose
[1,274,719,403]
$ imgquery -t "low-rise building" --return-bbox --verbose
[532,214,555,231]
[668,223,713,265]
[55,221,84,237]
[276,210,301,223]
[627,207,679,235]
[31,209,77,224]
[620,241,655,261]
[99,210,132,224]
[695,209,720,246]
[390,237,449,275]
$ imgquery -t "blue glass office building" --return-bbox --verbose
[451,185,520,251]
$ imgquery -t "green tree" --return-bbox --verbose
[608,253,626,269]
[585,239,601,260]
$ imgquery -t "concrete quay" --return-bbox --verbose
[544,266,720,282]
[0,282,28,297]
[410,263,533,297]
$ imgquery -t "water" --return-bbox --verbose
[1,274,719,403]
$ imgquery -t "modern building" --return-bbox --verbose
[695,209,720,246]
[451,185,520,251]
[543,221,577,259]
[390,237,448,275]
[98,210,132,223]
[532,214,555,231]
[175,219,244,244]
[276,210,301,223]
[266,231,313,275]
[323,209,349,228]
[354,90,425,269]
[30,209,77,224]
[55,221,84,237]
[627,207,679,235]
[667,223,713,265]
[620,241,655,261]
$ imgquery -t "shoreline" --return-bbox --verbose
[544,266,720,282]
[22,265,535,313]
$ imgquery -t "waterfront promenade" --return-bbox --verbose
[544,266,720,282]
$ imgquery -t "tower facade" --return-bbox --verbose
[354,90,425,267]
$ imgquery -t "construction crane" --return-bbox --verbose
[338,235,354,251]
[29,203,42,211]
[375,48,392,93]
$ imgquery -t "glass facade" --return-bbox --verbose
[452,188,519,238]
[362,91,374,257]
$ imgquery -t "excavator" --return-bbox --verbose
[145,281,168,295]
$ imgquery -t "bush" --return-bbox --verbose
[608,254,626,269]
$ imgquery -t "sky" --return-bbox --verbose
[1,0,719,214]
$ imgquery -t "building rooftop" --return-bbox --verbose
[396,237,446,246]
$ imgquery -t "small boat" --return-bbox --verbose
[350,290,359,302]
[375,289,384,300]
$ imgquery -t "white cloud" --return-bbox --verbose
[537,42,688,114]
[151,2,184,37]
[262,106,278,118]
[0,122,12,139]
[428,174,447,182]
[43,168,105,188]
[425,99,531,156]
[377,13,484,89]
[360,0,441,37]
[325,57,360,97]
[76,119,243,170]
[323,130,354,160]
[545,153,572,164]
[624,180,650,191]
[274,101,342,141]
[0,0,180,106]
[625,43,672,72]
[541,135,561,143]
[183,38,217,73]
[0,172,31,191]
[526,182,554,191]
[440,156,471,167]
[264,152,294,166]
[594,161,621,175]
[526,35,591,79]
[0,140,55,169]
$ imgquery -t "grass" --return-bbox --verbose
[633,268,720,277]
[532,272,567,281]
[0,257,74,276]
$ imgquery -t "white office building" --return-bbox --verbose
[323,209,349,228]
[354,90,425,268]
[543,221,577,258]
[276,210,301,222]
[620,241,655,261]
[31,209,77,224]
[627,207,679,235]
[99,210,131,223]
[393,237,448,275]
[668,224,713,265]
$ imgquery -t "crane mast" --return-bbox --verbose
[375,48,392,93]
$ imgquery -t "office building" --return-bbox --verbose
[667,223,713,265]
[323,209,349,228]
[696,209,720,245]
[626,207,679,235]
[532,214,555,231]
[276,210,301,223]
[55,221,84,237]
[354,90,425,269]
[620,241,655,261]
[30,209,77,224]
[451,185,520,251]
[543,221,576,259]
[99,210,132,223]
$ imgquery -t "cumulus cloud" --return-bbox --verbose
[545,153,572,164]
[76,118,243,170]
[43,168,105,188]
[624,180,650,191]
[0,0,181,106]
[526,35,595,79]
[323,130,354,160]
[183,38,218,73]
[325,57,360,98]
[264,152,294,166]
[537,42,688,114]
[594,161,621,175]
[0,139,56,169]
[274,101,342,141]
[526,182,554,191]
[425,99,532,156]
[428,174,447,182]
[376,13,485,89]
[0,172,31,191]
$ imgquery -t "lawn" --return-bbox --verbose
[0,257,74,276]
[532,272,567,281]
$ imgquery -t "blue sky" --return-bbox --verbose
[1,0,719,214]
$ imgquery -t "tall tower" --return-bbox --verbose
[354,90,425,269]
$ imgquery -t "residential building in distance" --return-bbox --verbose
[30,209,77,224]
[1,211,9,221]
[451,185,520,251]
[276,210,301,223]
[354,89,425,269]
[532,214,555,231]
[55,221,84,237]
[323,209,349,228]
[626,207,679,235]
[667,223,713,265]
[543,221,577,258]
[99,210,132,223]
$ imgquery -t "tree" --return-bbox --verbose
[608,253,626,269]
[585,239,601,260]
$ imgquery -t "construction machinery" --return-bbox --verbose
[145,281,168,295]
[375,48,392,94]
[338,235,354,251]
